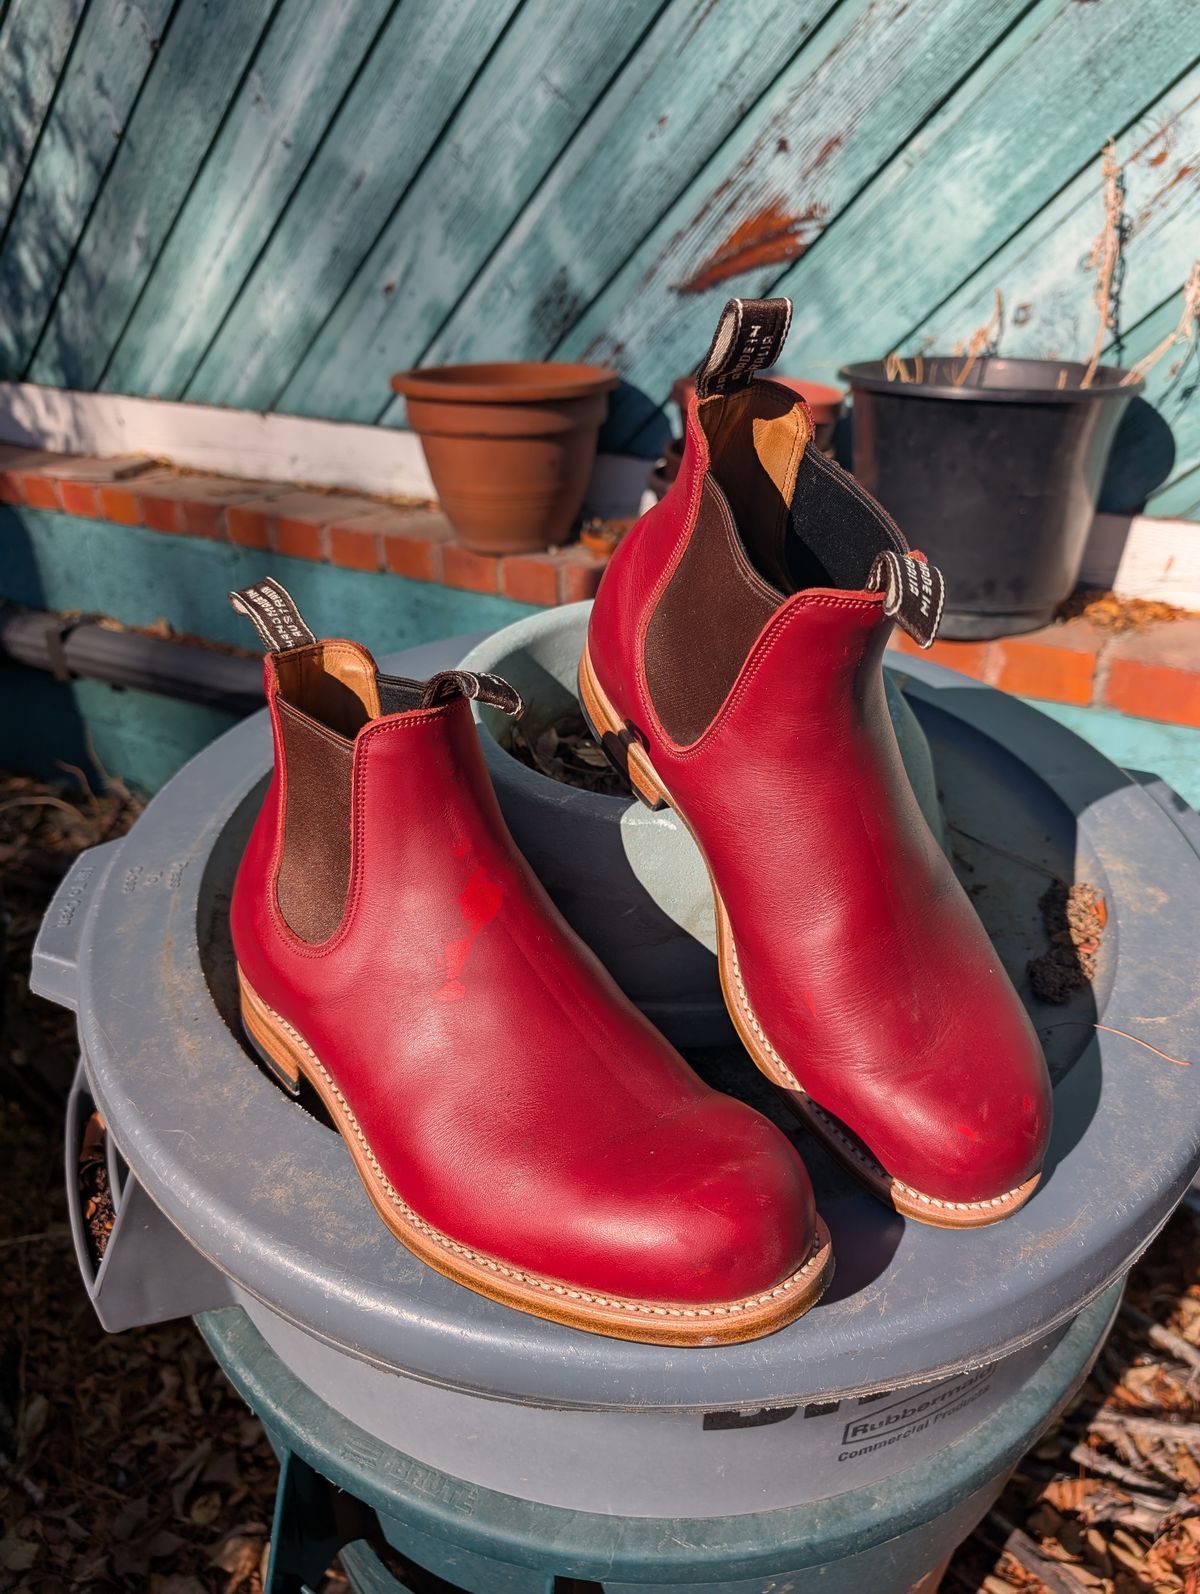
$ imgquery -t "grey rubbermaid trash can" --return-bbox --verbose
[33,615,1200,1592]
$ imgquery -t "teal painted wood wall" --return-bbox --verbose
[2,0,1198,513]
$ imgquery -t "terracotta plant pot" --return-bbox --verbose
[391,363,619,555]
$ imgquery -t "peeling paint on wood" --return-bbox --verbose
[400,0,830,388]
[561,0,1033,450]
[0,0,86,234]
[912,71,1200,368]
[0,0,1195,508]
[673,200,826,293]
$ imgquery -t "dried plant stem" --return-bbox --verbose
[1085,1413,1200,1449]
[1083,139,1124,379]
[1082,139,1124,388]
[952,289,1004,387]
[1121,260,1200,386]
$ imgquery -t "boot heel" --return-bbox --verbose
[237,969,303,1098]
[577,646,669,812]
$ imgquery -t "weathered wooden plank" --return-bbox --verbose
[767,0,1198,392]
[184,0,521,411]
[30,0,278,391]
[553,0,1033,452]
[0,0,87,234]
[0,0,174,380]
[367,0,838,423]
[1120,290,1200,517]
[103,0,393,401]
[906,69,1200,365]
[1150,467,1200,518]
[280,0,671,422]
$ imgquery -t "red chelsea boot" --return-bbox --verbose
[580,300,1052,1228]
[227,578,831,1343]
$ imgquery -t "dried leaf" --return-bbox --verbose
[209,1528,266,1593]
[189,1489,222,1527]
[0,1534,40,1572]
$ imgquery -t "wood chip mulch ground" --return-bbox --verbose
[1,768,1198,1593]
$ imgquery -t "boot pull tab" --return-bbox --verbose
[695,297,793,399]
[420,670,523,718]
[867,549,945,650]
[229,577,316,652]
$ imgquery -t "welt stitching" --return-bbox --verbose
[255,993,825,1319]
[726,941,1025,1213]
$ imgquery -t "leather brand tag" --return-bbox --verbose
[867,550,945,649]
[420,670,523,717]
[229,578,317,652]
[695,297,793,398]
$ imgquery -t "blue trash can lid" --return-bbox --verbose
[32,636,1200,1413]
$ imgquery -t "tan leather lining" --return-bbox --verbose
[275,641,381,736]
[698,380,811,592]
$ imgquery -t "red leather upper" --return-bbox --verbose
[231,662,816,1303]
[588,403,1052,1204]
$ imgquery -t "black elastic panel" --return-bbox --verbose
[376,673,425,714]
[786,450,908,592]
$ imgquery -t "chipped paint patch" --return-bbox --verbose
[673,201,827,294]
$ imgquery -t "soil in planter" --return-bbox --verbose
[508,710,629,798]
[78,1111,114,1270]
[1027,881,1107,1003]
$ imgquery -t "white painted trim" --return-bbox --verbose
[1080,513,1200,608]
[0,379,649,519]
[2,382,1196,605]
[0,380,437,498]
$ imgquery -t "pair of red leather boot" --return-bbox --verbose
[230,298,1051,1346]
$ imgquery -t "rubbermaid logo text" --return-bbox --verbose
[840,1368,991,1448]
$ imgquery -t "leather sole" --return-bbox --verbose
[237,968,834,1344]
[578,640,1040,1230]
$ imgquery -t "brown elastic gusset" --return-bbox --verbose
[644,476,781,746]
[275,699,354,943]
[376,673,427,715]
[698,380,811,591]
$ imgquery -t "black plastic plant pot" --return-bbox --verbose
[839,357,1141,639]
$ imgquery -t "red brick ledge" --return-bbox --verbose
[0,445,607,608]
[4,444,1198,725]
[888,617,1200,730]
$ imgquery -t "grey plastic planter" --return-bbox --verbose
[32,630,1200,1586]
[459,603,944,1044]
